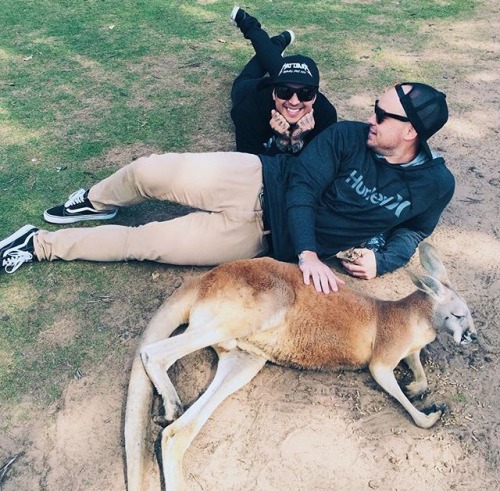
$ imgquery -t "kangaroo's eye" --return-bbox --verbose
[452,313,465,320]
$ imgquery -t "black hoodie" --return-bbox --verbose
[260,121,455,275]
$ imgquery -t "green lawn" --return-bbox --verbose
[0,0,477,406]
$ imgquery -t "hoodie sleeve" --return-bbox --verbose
[374,172,455,275]
[374,228,427,275]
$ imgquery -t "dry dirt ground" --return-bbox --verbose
[1,2,499,491]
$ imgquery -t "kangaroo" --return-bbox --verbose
[124,242,476,490]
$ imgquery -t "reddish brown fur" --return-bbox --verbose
[125,246,476,490]
[191,258,431,370]
[370,295,435,365]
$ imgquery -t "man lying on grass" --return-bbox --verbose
[1,83,453,294]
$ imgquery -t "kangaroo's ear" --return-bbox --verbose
[408,271,447,301]
[418,242,451,286]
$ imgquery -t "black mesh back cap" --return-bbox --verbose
[395,82,448,158]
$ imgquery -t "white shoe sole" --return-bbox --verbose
[0,224,37,250]
[43,210,118,224]
[230,5,241,25]
[281,30,295,55]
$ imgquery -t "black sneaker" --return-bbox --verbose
[271,30,295,55]
[230,6,247,26]
[0,224,38,274]
[43,188,118,224]
[230,6,261,34]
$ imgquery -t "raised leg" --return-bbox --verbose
[369,362,443,429]
[160,347,267,490]
[141,337,213,420]
[89,152,263,212]
[125,290,195,491]
[140,318,249,420]
[403,351,428,398]
[235,18,287,78]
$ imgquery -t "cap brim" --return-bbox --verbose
[271,77,319,88]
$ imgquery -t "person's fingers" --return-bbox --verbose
[342,261,363,272]
[327,270,344,292]
[302,268,311,286]
[331,271,345,286]
[343,266,369,280]
[299,259,344,293]
[312,272,322,293]
[320,274,331,294]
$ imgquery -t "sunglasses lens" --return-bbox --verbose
[275,86,294,100]
[374,101,385,124]
[374,100,410,124]
[298,88,316,101]
[275,86,316,102]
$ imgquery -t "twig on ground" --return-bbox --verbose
[459,197,483,204]
[0,452,24,487]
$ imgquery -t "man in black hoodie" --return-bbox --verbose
[230,6,337,155]
[1,83,453,295]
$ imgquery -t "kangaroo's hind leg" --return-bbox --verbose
[158,346,266,490]
[140,317,238,420]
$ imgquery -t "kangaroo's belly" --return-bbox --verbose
[238,322,375,371]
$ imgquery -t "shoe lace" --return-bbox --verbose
[3,249,33,273]
[64,188,87,207]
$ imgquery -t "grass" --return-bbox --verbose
[0,0,478,407]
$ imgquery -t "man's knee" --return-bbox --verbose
[128,153,183,189]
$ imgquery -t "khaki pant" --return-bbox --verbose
[34,152,268,266]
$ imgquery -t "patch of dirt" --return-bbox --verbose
[1,2,499,490]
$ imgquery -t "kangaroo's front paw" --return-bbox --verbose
[153,415,173,428]
[415,403,447,428]
[422,403,447,416]
[405,380,428,399]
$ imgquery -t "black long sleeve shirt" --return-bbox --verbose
[231,80,338,156]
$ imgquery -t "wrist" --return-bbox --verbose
[275,136,290,152]
[290,138,304,153]
[298,250,317,264]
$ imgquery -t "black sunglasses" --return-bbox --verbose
[275,85,317,102]
[374,100,410,124]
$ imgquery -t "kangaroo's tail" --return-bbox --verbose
[124,281,198,490]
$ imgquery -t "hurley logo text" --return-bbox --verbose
[346,170,411,217]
